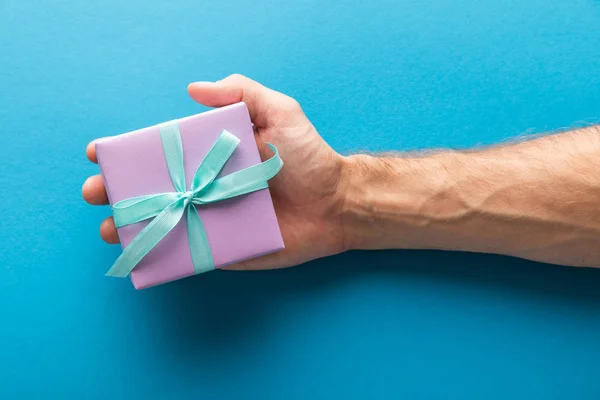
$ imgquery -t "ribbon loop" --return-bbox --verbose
[105,122,283,278]
[191,130,240,193]
[196,143,282,203]
[113,192,181,228]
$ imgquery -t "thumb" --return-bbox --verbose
[188,74,270,127]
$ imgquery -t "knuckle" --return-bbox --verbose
[223,73,248,84]
[277,96,302,114]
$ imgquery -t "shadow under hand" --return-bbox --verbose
[143,249,600,362]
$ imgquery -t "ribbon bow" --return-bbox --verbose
[106,121,282,277]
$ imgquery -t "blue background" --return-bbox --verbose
[1,0,600,398]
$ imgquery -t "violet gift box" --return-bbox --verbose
[96,102,284,289]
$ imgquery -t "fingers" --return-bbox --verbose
[82,175,108,205]
[188,74,271,127]
[86,140,99,163]
[84,145,117,244]
[100,217,120,244]
[187,81,241,107]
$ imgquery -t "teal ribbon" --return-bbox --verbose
[105,121,283,277]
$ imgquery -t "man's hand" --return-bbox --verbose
[83,74,351,270]
[84,74,600,271]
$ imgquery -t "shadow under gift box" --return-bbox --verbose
[95,102,284,289]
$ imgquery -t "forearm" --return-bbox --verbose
[342,126,600,267]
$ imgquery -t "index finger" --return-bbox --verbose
[86,139,104,163]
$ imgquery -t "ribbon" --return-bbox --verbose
[105,121,283,277]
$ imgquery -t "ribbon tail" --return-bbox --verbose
[196,143,283,203]
[106,199,186,277]
[186,204,214,274]
[113,192,181,227]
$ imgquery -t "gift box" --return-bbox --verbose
[96,102,284,289]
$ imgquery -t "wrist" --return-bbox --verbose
[340,153,414,251]
[340,152,462,252]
